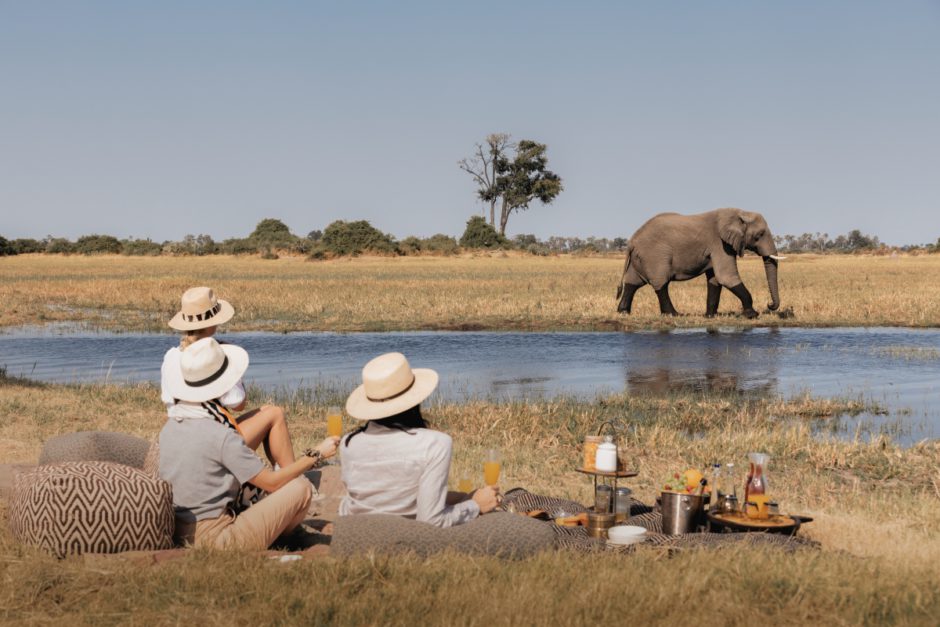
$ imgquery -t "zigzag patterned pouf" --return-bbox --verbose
[9,461,175,558]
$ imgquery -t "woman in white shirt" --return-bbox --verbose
[340,352,500,527]
[161,286,299,468]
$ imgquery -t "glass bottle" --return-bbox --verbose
[724,462,737,498]
[746,452,770,496]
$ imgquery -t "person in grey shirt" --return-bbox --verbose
[160,337,339,549]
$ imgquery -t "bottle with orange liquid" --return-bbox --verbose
[744,452,771,519]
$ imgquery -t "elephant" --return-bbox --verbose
[615,208,784,318]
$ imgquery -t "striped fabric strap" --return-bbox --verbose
[202,400,244,437]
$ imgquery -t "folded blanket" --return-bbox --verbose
[331,512,556,559]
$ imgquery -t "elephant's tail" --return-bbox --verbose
[615,245,633,300]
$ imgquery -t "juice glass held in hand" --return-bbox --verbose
[457,474,473,493]
[484,449,501,486]
[325,406,343,465]
[326,406,343,438]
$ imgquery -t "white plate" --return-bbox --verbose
[606,534,647,547]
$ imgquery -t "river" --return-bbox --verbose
[1,325,938,444]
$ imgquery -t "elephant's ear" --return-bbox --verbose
[719,210,746,257]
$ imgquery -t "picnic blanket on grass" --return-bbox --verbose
[501,489,819,554]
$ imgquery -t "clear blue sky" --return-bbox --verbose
[1,1,938,245]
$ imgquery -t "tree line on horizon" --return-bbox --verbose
[3,130,935,258]
[0,217,933,259]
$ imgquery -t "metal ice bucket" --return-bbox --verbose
[660,491,705,535]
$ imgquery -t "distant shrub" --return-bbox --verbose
[45,238,75,254]
[525,242,551,256]
[163,234,217,256]
[422,234,459,255]
[319,220,398,255]
[0,236,14,256]
[122,238,163,256]
[399,236,423,255]
[12,238,43,254]
[249,218,299,251]
[459,216,506,249]
[218,238,258,255]
[74,234,122,255]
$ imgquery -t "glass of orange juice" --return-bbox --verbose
[457,474,473,493]
[325,406,343,464]
[483,449,501,486]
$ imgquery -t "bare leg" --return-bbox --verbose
[655,284,680,316]
[237,405,297,467]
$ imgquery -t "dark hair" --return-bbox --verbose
[345,404,428,446]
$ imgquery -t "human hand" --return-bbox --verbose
[472,485,501,514]
[317,436,341,459]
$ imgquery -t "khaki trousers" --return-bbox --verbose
[177,477,313,551]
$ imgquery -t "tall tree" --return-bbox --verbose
[458,133,511,227]
[495,140,563,235]
[459,135,563,235]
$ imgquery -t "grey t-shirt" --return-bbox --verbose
[159,415,264,522]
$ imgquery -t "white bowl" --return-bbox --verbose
[607,525,647,545]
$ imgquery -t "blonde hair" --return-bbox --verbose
[180,329,212,350]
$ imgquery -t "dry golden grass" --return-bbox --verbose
[1,375,938,624]
[2,252,939,331]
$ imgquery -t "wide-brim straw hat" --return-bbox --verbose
[345,352,439,421]
[168,286,235,331]
[164,337,249,403]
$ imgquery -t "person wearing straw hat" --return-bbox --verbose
[159,337,340,549]
[339,352,501,527]
[162,286,299,471]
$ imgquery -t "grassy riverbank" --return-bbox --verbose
[2,253,939,331]
[1,374,938,624]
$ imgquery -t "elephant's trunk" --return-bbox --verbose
[762,256,780,311]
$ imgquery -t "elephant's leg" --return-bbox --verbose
[617,283,644,313]
[617,265,646,313]
[705,269,722,317]
[728,283,758,319]
[655,283,680,316]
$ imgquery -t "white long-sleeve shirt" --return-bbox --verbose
[339,422,480,527]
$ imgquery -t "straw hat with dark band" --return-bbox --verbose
[345,352,439,421]
[165,337,249,403]
[168,287,235,331]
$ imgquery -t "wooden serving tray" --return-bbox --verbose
[708,510,801,534]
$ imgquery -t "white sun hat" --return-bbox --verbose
[165,337,249,403]
[168,286,235,331]
[345,352,439,421]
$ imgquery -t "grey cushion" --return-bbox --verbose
[331,512,556,559]
[9,461,175,558]
[38,431,151,469]
[142,439,160,479]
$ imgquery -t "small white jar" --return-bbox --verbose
[595,435,618,472]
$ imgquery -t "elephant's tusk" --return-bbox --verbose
[769,255,787,261]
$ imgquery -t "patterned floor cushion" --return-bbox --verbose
[8,461,175,558]
[38,431,151,469]
[331,512,556,559]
